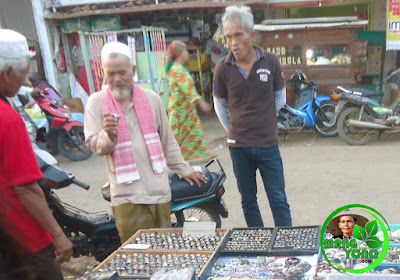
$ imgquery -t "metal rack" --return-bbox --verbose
[78,26,167,97]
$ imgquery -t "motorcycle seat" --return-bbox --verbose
[170,166,225,202]
[292,89,313,109]
[351,88,384,104]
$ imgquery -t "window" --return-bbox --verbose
[306,44,351,66]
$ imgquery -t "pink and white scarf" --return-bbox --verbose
[103,83,167,184]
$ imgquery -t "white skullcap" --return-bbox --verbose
[101,42,132,62]
[0,29,30,58]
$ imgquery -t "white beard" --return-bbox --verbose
[111,88,131,100]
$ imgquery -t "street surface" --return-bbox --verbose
[58,113,400,278]
[56,113,400,228]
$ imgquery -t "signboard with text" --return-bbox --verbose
[387,0,400,50]
[266,46,302,66]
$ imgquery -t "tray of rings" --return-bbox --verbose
[269,225,321,256]
[94,250,215,279]
[120,228,229,253]
[218,227,275,255]
[199,254,319,280]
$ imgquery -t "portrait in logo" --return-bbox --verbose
[320,204,390,274]
[326,209,369,240]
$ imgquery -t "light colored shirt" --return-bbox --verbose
[84,88,194,207]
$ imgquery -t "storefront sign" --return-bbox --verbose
[266,46,302,66]
[387,0,400,50]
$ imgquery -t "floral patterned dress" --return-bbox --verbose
[168,63,209,160]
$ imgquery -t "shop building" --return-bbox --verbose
[0,0,392,107]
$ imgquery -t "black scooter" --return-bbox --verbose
[36,150,228,261]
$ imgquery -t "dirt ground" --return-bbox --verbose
[56,113,400,278]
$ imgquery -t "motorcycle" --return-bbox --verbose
[30,88,92,161]
[169,159,228,228]
[278,70,338,137]
[36,148,228,261]
[331,68,400,145]
[36,148,119,262]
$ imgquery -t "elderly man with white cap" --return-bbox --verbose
[0,29,72,279]
[84,41,207,243]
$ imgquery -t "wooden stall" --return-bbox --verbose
[255,17,368,105]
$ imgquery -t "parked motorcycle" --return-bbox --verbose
[169,159,228,228]
[278,70,338,137]
[36,148,228,261]
[32,89,92,161]
[331,68,400,145]
[101,159,228,228]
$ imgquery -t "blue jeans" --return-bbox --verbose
[229,145,292,227]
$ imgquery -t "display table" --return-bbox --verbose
[92,225,400,280]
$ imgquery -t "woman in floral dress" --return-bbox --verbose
[166,40,213,162]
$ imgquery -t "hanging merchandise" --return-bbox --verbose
[55,46,67,72]
[88,34,104,91]
[53,26,67,72]
[106,32,118,43]
[76,27,168,105]
[67,33,90,94]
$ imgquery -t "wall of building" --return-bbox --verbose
[2,0,37,42]
[372,0,385,31]
[2,0,41,71]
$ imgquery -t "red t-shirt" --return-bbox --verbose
[0,98,52,253]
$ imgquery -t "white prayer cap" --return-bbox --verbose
[101,42,132,62]
[0,29,30,58]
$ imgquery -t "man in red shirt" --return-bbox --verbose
[0,29,72,279]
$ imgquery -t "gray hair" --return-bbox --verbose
[222,5,254,33]
[0,55,30,76]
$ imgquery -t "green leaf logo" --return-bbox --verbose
[353,220,382,248]
[365,220,378,236]
[366,236,383,249]
[353,225,368,241]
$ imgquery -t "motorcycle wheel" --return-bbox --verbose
[57,127,93,161]
[337,106,371,145]
[313,101,338,137]
[172,205,221,228]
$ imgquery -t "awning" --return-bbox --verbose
[48,0,267,20]
[265,0,346,8]
[255,19,368,31]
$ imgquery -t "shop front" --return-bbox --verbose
[39,0,268,107]
[255,17,369,105]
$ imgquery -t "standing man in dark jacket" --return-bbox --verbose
[0,29,72,280]
[213,5,292,227]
